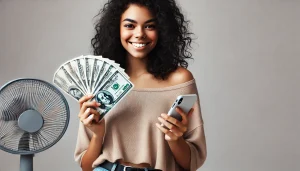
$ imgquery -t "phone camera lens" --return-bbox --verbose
[178,98,183,104]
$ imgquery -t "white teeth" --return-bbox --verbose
[132,43,147,48]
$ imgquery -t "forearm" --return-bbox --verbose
[168,137,191,170]
[81,134,104,171]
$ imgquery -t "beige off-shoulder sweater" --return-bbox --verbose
[74,79,207,171]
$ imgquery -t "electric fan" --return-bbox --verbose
[0,78,70,171]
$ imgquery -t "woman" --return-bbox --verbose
[75,0,206,170]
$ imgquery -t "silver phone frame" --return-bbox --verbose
[167,94,197,121]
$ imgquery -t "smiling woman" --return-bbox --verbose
[75,1,207,171]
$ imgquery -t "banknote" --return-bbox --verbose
[69,59,88,93]
[64,61,88,94]
[53,55,134,118]
[92,61,115,94]
[85,57,95,93]
[53,67,85,101]
[93,55,128,79]
[97,65,118,91]
[76,57,89,93]
[92,71,134,118]
[90,58,104,93]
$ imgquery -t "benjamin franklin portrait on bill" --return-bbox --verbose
[96,90,114,110]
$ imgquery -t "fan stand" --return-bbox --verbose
[18,109,44,171]
[20,154,34,171]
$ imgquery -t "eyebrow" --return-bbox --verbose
[122,18,156,24]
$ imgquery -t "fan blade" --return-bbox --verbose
[18,132,30,151]
[1,97,24,121]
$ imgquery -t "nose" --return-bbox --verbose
[134,26,146,39]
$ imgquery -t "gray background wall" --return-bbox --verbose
[0,0,299,171]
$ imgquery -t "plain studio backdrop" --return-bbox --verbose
[0,0,299,171]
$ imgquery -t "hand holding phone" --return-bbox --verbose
[167,94,197,121]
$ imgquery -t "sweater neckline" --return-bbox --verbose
[131,79,195,92]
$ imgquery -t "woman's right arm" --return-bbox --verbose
[78,95,106,171]
[81,132,104,171]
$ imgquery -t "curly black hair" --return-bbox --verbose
[91,0,193,80]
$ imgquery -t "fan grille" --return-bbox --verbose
[0,79,69,155]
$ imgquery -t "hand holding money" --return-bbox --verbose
[78,94,105,136]
[53,55,134,119]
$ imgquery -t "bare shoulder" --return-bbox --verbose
[167,67,194,86]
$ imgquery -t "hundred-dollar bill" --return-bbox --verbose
[69,59,88,93]
[98,65,118,89]
[93,55,129,79]
[85,57,95,93]
[76,57,89,93]
[92,71,134,119]
[90,58,104,93]
[64,61,88,94]
[95,56,129,79]
[53,67,85,101]
[92,61,116,94]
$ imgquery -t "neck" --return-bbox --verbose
[125,54,148,78]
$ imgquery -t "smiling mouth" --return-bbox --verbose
[128,41,150,48]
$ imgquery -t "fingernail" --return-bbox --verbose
[161,113,166,117]
[97,103,101,106]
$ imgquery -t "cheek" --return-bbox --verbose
[120,29,131,41]
[147,31,158,42]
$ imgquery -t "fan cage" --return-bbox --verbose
[0,78,70,155]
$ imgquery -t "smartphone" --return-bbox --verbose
[167,94,197,121]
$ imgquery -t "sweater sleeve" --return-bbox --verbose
[182,81,207,170]
[74,121,93,166]
[184,126,207,170]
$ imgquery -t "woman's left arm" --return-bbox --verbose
[156,107,194,170]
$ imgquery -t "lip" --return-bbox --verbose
[128,41,150,44]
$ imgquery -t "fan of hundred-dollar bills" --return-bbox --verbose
[53,55,134,118]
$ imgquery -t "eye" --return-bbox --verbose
[145,24,156,29]
[124,24,135,29]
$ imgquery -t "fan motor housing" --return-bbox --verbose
[18,110,44,133]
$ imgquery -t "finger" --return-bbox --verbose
[158,117,180,132]
[81,107,101,122]
[158,117,185,136]
[175,107,191,125]
[169,127,184,137]
[160,123,169,130]
[160,113,185,129]
[155,123,177,139]
[82,114,94,126]
[89,108,101,123]
[79,101,100,117]
[80,108,91,120]
[79,94,94,108]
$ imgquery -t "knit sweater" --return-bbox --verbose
[74,79,207,171]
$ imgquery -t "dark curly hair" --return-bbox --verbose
[91,0,193,80]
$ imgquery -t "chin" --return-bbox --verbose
[127,52,149,59]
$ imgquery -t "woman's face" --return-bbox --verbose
[120,4,158,59]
